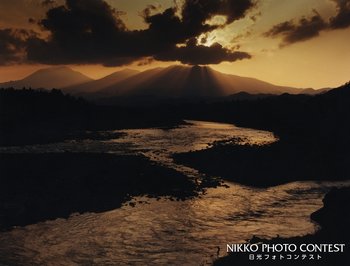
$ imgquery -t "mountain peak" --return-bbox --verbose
[0,66,93,89]
[1,65,310,100]
[36,66,73,73]
[92,64,304,100]
[191,65,206,70]
[63,68,140,94]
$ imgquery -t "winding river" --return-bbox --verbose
[0,120,348,265]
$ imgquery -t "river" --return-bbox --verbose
[0,120,348,265]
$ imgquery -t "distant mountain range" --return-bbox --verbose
[64,69,140,94]
[0,65,327,101]
[0,66,93,90]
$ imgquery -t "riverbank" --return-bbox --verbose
[214,187,350,265]
[0,88,185,146]
[172,83,350,187]
[0,153,197,231]
[174,136,350,187]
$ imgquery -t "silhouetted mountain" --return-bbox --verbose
[63,69,139,94]
[0,66,93,89]
[0,65,325,101]
[301,87,330,94]
[90,65,316,101]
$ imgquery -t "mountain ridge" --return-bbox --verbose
[63,69,140,94]
[0,66,93,90]
[0,65,326,100]
[93,65,306,99]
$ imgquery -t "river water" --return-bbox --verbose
[0,120,348,265]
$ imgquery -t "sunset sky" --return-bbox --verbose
[0,0,349,88]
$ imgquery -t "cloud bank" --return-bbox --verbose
[0,0,256,66]
[265,0,350,46]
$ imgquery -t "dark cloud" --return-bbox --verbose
[42,0,56,6]
[140,4,160,18]
[200,35,208,44]
[264,21,295,36]
[26,0,129,65]
[137,57,155,66]
[23,0,254,66]
[180,0,255,32]
[265,0,350,47]
[0,28,36,65]
[250,11,262,22]
[330,0,350,29]
[264,12,327,46]
[155,38,251,65]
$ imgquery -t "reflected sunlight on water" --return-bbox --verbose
[1,181,348,266]
[0,121,348,265]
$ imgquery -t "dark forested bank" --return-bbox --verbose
[2,82,350,147]
[2,83,350,188]
[174,82,350,187]
[0,88,184,146]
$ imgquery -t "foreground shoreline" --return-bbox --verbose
[0,153,198,231]
[214,187,350,265]
[0,151,348,265]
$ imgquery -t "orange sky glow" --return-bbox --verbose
[0,0,349,89]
